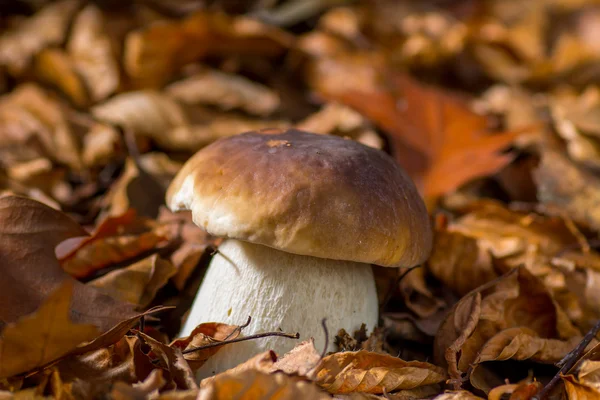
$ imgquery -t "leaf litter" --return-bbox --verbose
[3,1,600,399]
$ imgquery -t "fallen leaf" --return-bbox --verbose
[435,267,581,389]
[33,48,89,107]
[67,4,119,103]
[58,209,172,279]
[124,11,293,88]
[563,360,600,399]
[200,351,277,388]
[0,280,99,378]
[165,67,280,116]
[103,154,179,218]
[305,48,522,199]
[271,339,321,377]
[0,84,82,170]
[433,391,485,399]
[0,0,80,75]
[198,369,330,400]
[313,350,446,394]
[534,146,600,232]
[88,254,177,308]
[110,369,167,399]
[170,322,240,371]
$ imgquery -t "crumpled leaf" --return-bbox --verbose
[110,369,167,399]
[58,209,173,279]
[435,267,581,390]
[124,11,293,88]
[67,4,119,103]
[271,339,321,377]
[534,146,600,232]
[198,369,330,400]
[170,322,240,371]
[0,0,80,74]
[313,350,446,394]
[0,280,99,378]
[88,254,177,309]
[165,67,280,116]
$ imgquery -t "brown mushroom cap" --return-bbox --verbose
[166,128,432,267]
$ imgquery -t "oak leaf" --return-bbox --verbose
[305,47,522,199]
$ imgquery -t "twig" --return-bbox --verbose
[250,0,354,27]
[533,319,600,399]
[224,316,252,341]
[182,330,299,354]
[319,318,329,360]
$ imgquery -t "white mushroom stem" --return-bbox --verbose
[179,239,379,380]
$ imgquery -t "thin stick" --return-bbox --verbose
[533,319,600,399]
[318,318,329,360]
[183,331,299,354]
[224,316,252,341]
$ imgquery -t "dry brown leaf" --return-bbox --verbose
[124,11,293,88]
[170,322,240,371]
[165,68,280,116]
[295,102,383,149]
[0,84,82,170]
[198,369,330,400]
[271,339,321,377]
[110,369,167,399]
[58,209,172,279]
[88,254,177,309]
[0,195,137,328]
[433,391,485,400]
[81,122,121,168]
[33,48,89,107]
[0,0,80,74]
[67,4,119,103]
[103,154,180,218]
[475,327,582,365]
[314,350,446,394]
[0,280,99,378]
[136,332,198,391]
[563,360,600,399]
[91,90,188,144]
[427,228,498,297]
[435,267,581,389]
[200,351,277,389]
[534,147,600,232]
[156,207,216,291]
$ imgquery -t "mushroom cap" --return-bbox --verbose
[166,128,432,267]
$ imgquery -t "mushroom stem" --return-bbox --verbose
[179,239,379,380]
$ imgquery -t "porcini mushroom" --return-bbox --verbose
[166,128,432,378]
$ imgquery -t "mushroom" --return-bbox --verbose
[166,128,432,379]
